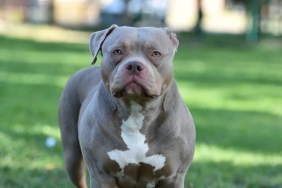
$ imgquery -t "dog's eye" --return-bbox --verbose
[152,51,162,57]
[112,49,123,55]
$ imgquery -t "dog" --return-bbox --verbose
[59,25,195,188]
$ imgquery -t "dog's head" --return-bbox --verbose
[89,25,179,102]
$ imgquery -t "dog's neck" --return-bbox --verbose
[113,93,166,122]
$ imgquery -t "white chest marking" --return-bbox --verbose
[107,102,166,171]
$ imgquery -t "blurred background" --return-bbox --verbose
[0,0,282,188]
[1,0,282,40]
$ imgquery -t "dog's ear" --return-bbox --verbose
[164,28,179,50]
[89,24,118,65]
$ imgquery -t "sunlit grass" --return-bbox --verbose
[178,82,282,116]
[0,35,282,187]
[195,144,282,166]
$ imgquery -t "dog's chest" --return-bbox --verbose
[106,103,168,186]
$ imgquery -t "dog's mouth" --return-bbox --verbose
[111,81,159,99]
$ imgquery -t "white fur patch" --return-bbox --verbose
[107,102,166,171]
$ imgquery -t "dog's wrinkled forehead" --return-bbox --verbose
[104,27,173,52]
[89,25,178,64]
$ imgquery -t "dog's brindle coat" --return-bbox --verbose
[59,25,195,188]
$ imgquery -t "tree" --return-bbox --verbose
[246,0,261,42]
[194,0,203,37]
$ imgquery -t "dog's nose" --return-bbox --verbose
[125,61,144,74]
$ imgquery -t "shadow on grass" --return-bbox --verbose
[0,35,87,53]
[0,61,82,76]
[176,72,282,87]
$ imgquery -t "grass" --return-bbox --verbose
[0,34,281,188]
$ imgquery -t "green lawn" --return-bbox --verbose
[0,35,281,188]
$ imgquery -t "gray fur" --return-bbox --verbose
[59,25,195,188]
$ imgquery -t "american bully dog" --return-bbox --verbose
[59,25,195,188]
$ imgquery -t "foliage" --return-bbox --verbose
[0,35,281,188]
